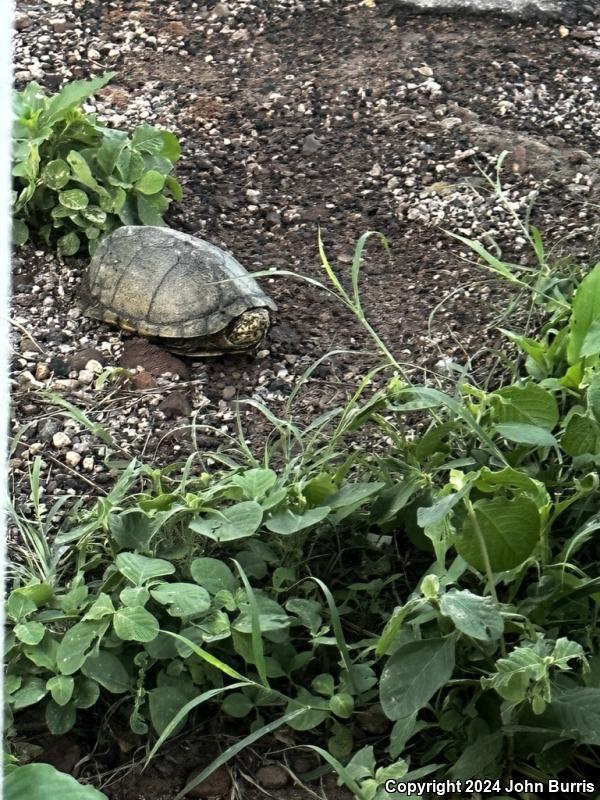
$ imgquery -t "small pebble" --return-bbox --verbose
[52,432,71,448]
[65,451,82,467]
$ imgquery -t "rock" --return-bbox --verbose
[132,370,157,390]
[302,133,322,155]
[164,20,188,36]
[82,456,94,471]
[77,369,95,385]
[256,765,288,790]
[85,360,103,375]
[383,0,571,20]
[159,391,192,418]
[14,12,32,30]
[185,765,231,798]
[18,371,44,389]
[51,378,80,392]
[38,419,61,442]
[210,2,230,19]
[96,86,132,109]
[52,432,71,448]
[35,363,50,381]
[69,348,106,371]
[48,356,70,377]
[222,385,236,401]
[51,19,68,33]
[464,122,600,183]
[264,210,282,227]
[119,339,190,380]
[65,451,81,468]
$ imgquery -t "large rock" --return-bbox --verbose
[382,0,587,21]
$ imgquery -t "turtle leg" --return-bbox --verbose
[226,309,270,349]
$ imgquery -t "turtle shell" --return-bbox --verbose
[81,226,276,339]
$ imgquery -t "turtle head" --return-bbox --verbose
[227,308,270,349]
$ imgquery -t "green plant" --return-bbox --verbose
[12,73,182,254]
[6,215,600,797]
[4,756,107,800]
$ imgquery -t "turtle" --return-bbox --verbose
[80,226,277,356]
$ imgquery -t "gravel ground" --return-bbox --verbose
[10,0,600,529]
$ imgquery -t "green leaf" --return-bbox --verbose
[232,468,277,500]
[567,263,600,364]
[233,595,289,634]
[58,188,89,210]
[588,369,600,422]
[116,552,175,585]
[135,169,166,194]
[190,558,237,595]
[131,124,167,154]
[44,72,115,124]
[495,423,557,447]
[82,650,132,693]
[439,590,504,641]
[562,413,600,457]
[46,675,75,706]
[72,677,100,709]
[12,677,48,710]
[109,509,154,551]
[449,732,503,779]
[455,496,540,572]
[330,693,354,718]
[165,175,183,201]
[549,688,600,745]
[45,699,77,734]
[150,583,211,618]
[324,481,385,509]
[222,692,254,718]
[380,638,456,720]
[149,684,197,736]
[41,158,70,189]
[4,763,108,800]
[159,130,181,161]
[492,383,559,430]
[7,590,38,621]
[581,319,600,358]
[95,129,128,175]
[81,205,107,226]
[57,231,80,256]
[113,605,159,641]
[57,620,108,675]
[190,501,263,542]
[82,593,115,620]
[136,192,168,226]
[24,635,59,670]
[312,673,335,696]
[482,646,543,701]
[12,218,29,246]
[265,506,330,534]
[14,620,45,645]
[120,586,150,607]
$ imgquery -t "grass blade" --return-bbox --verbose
[174,709,305,800]
[233,559,270,688]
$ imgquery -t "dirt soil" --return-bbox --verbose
[9,0,600,797]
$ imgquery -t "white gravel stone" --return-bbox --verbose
[65,451,82,467]
[85,360,103,374]
[52,432,72,448]
[77,369,95,384]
